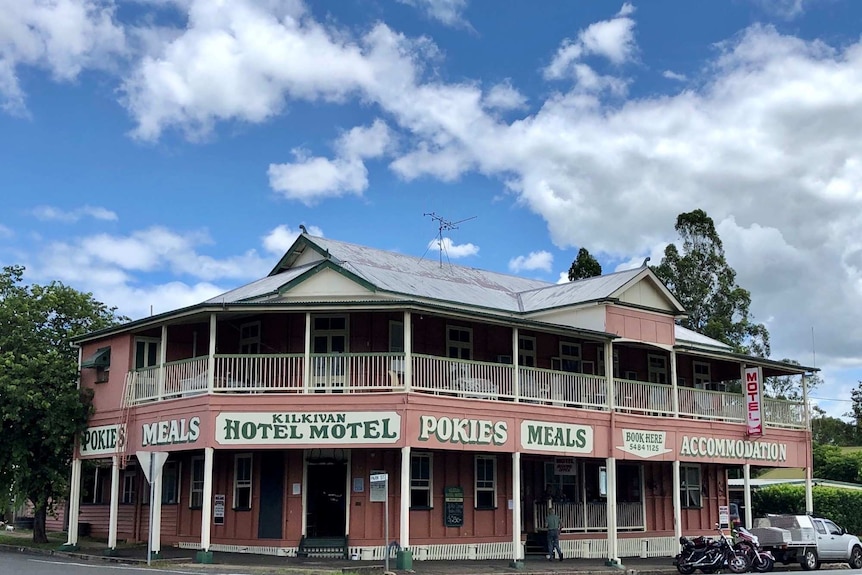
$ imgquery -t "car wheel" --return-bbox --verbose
[800,548,819,571]
[849,545,862,569]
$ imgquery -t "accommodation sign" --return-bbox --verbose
[679,435,787,462]
[80,423,124,457]
[520,421,592,453]
[142,416,200,447]
[216,412,401,445]
[616,429,671,458]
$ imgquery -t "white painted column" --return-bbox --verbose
[670,349,679,416]
[606,457,619,564]
[672,460,682,541]
[152,466,163,554]
[605,342,614,410]
[65,458,82,547]
[743,463,752,529]
[304,313,312,392]
[301,452,308,536]
[108,455,120,550]
[512,451,523,562]
[404,311,412,392]
[158,325,167,400]
[200,447,214,552]
[512,327,520,402]
[207,314,216,393]
[400,446,411,549]
[805,465,814,515]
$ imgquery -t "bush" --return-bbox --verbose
[754,484,862,534]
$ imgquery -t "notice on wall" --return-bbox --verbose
[719,505,730,529]
[554,456,577,476]
[444,486,464,528]
[370,472,388,503]
[214,494,225,525]
[616,429,671,459]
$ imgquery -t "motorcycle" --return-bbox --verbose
[734,526,774,573]
[674,525,750,574]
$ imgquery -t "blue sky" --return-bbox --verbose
[1,0,861,419]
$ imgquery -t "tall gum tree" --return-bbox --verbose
[652,209,771,357]
[0,265,125,542]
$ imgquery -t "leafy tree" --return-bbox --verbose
[0,266,125,543]
[762,360,820,403]
[652,209,770,357]
[847,381,862,433]
[812,443,862,483]
[811,407,857,446]
[568,247,602,281]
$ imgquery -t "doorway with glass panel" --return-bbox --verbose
[312,315,348,392]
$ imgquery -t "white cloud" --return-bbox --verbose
[427,236,478,259]
[662,70,687,81]
[0,224,13,238]
[483,81,527,111]
[336,119,393,159]
[0,0,126,114]
[398,0,471,29]
[509,250,553,273]
[544,3,637,81]
[32,204,118,222]
[262,224,324,255]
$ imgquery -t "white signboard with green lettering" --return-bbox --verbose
[616,428,671,458]
[79,423,124,457]
[520,420,592,453]
[215,412,401,445]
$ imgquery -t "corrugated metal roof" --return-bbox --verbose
[674,325,733,350]
[518,268,643,311]
[204,265,312,304]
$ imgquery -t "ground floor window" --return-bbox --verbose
[475,455,497,509]
[681,465,702,508]
[190,456,204,508]
[121,464,136,504]
[410,453,432,509]
[543,460,577,502]
[233,454,253,510]
[80,462,107,504]
[141,460,181,505]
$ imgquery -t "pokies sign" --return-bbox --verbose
[745,367,764,437]
[79,424,124,457]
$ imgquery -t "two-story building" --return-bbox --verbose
[60,233,813,565]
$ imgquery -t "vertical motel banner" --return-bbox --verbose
[745,366,764,437]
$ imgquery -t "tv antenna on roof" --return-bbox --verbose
[423,212,477,267]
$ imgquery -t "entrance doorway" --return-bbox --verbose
[306,461,347,537]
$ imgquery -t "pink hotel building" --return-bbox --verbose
[59,233,813,565]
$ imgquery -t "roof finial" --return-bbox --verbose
[299,224,308,234]
[641,256,651,267]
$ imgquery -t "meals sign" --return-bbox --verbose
[216,412,401,445]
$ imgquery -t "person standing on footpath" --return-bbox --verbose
[546,505,563,561]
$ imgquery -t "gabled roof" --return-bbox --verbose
[253,234,686,315]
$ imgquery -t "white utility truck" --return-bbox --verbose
[750,514,862,570]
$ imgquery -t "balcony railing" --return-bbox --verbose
[534,501,644,532]
[122,352,806,429]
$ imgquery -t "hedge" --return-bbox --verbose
[753,484,862,535]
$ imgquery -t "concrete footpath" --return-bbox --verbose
[0,543,686,575]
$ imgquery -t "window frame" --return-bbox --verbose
[446,325,473,360]
[389,320,405,353]
[190,456,204,509]
[680,464,702,509]
[410,452,433,509]
[693,361,711,388]
[518,335,536,367]
[233,453,253,511]
[134,337,161,370]
[239,321,261,354]
[474,455,497,510]
[648,353,669,384]
[121,464,137,505]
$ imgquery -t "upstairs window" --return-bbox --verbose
[239,322,261,354]
[648,354,668,384]
[518,335,536,367]
[447,326,472,360]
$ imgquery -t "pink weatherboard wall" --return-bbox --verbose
[606,306,675,345]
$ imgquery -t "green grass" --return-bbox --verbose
[0,530,67,549]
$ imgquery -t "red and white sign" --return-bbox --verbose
[745,367,763,436]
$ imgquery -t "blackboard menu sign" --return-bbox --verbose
[444,486,464,528]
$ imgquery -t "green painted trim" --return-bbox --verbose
[195,550,214,564]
